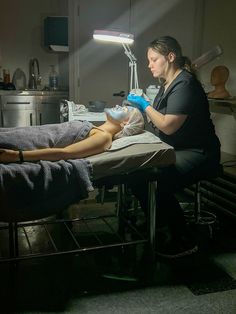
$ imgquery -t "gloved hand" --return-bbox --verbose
[127,93,150,112]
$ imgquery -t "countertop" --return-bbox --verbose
[0,90,69,96]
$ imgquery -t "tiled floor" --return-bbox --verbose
[1,187,236,312]
[0,187,147,265]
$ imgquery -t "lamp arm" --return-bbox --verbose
[122,43,139,91]
[133,62,139,90]
[122,43,137,62]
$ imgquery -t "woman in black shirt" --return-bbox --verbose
[128,36,221,258]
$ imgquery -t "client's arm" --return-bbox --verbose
[0,128,112,163]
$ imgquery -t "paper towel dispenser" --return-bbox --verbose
[44,16,68,52]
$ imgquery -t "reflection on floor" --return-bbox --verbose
[1,188,236,312]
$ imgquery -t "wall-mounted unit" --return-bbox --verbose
[44,16,68,52]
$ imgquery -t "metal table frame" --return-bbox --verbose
[0,169,158,264]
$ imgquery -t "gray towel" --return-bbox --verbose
[0,158,93,222]
[0,120,95,222]
[0,120,93,149]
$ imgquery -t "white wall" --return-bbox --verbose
[1,0,235,96]
[1,0,235,155]
[130,0,198,88]
[77,0,131,106]
[0,0,68,90]
[199,0,236,155]
[199,0,236,96]
[77,0,199,106]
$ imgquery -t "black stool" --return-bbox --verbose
[185,164,223,226]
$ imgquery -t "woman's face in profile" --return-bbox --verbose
[105,105,131,122]
[147,48,168,79]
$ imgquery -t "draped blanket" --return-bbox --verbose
[0,159,93,222]
[0,120,93,149]
[0,121,94,222]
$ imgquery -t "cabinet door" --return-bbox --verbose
[37,96,66,125]
[1,96,36,127]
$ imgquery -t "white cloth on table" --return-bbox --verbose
[107,131,162,151]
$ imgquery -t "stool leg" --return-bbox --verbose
[116,183,125,217]
[9,222,19,258]
[117,183,127,238]
[100,185,106,204]
[148,181,157,253]
[193,181,217,227]
[194,182,201,224]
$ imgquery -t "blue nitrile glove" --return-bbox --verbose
[127,93,150,112]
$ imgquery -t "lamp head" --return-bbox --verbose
[93,30,134,45]
[93,29,139,91]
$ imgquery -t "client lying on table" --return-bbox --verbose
[0,105,144,163]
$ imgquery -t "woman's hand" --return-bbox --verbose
[127,93,150,112]
[0,149,19,163]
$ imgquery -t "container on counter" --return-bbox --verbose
[49,65,59,91]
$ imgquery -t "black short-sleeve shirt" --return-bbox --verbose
[149,70,220,150]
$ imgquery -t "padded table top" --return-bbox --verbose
[0,138,175,222]
[87,142,175,180]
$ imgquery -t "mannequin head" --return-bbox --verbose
[211,65,229,86]
[208,65,231,99]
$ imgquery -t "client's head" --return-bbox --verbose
[105,105,144,139]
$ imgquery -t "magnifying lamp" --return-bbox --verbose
[93,29,139,92]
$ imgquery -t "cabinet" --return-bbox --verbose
[36,96,63,125]
[0,95,36,127]
[0,94,68,127]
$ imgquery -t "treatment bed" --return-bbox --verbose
[0,131,175,263]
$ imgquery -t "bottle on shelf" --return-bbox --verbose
[3,69,10,84]
[49,65,59,91]
[2,69,15,90]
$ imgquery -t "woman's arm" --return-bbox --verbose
[0,129,112,163]
[145,106,187,135]
[127,92,187,135]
